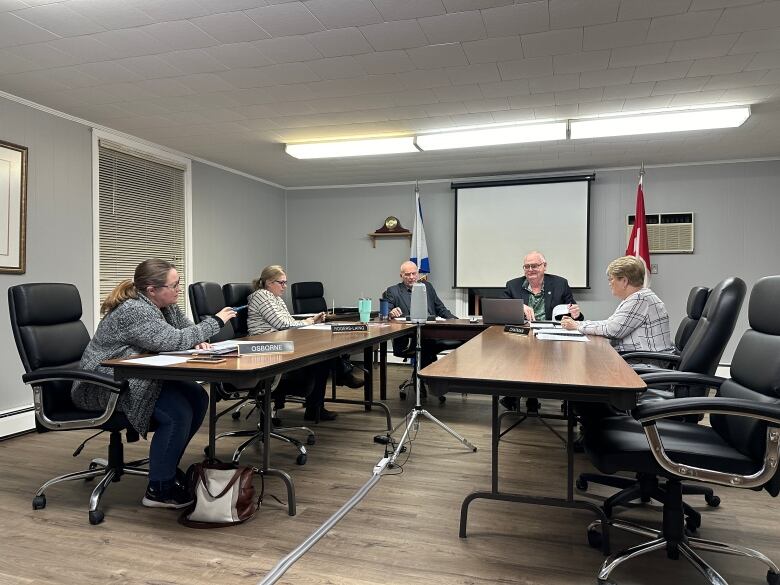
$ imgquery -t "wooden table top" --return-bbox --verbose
[105,322,414,384]
[419,326,646,410]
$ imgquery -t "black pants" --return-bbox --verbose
[274,361,330,409]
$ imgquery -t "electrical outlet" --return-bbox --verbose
[650,264,659,274]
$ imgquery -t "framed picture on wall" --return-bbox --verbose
[0,140,28,274]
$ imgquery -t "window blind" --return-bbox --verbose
[98,145,187,313]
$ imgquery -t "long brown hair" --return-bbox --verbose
[252,265,285,291]
[101,259,176,315]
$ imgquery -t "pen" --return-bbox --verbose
[232,305,247,311]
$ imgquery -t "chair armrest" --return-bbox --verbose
[23,369,127,394]
[639,371,726,388]
[635,397,780,490]
[632,365,673,375]
[622,351,681,364]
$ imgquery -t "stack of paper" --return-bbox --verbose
[535,330,588,342]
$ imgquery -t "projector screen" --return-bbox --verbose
[454,176,592,288]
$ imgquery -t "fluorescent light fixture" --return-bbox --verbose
[416,121,566,151]
[570,106,750,139]
[285,136,417,159]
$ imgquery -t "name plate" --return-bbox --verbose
[332,323,368,333]
[504,325,530,335]
[237,341,294,355]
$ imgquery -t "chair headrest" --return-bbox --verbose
[188,282,225,322]
[9,283,82,326]
[748,276,780,335]
[291,281,324,300]
[700,276,746,321]
[223,283,252,307]
[686,286,710,320]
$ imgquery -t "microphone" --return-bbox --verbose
[409,282,428,322]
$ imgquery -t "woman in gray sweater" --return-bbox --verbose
[73,259,236,509]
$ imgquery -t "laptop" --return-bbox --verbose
[481,298,527,326]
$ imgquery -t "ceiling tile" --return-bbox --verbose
[462,36,523,64]
[244,3,324,37]
[255,62,320,84]
[529,73,580,93]
[508,92,556,108]
[482,2,549,38]
[668,34,739,61]
[353,50,416,74]
[609,42,673,67]
[175,72,238,93]
[67,0,156,29]
[703,69,769,89]
[158,49,228,74]
[6,42,78,68]
[490,108,535,123]
[622,95,673,110]
[498,56,553,79]
[204,42,273,68]
[418,11,487,44]
[424,101,468,116]
[190,12,270,43]
[554,86,603,105]
[48,36,114,63]
[720,83,780,101]
[478,79,530,98]
[0,12,59,48]
[433,83,483,101]
[577,99,626,115]
[669,89,726,105]
[549,0,620,29]
[746,50,780,70]
[371,0,446,21]
[652,77,710,95]
[646,10,721,43]
[115,55,184,79]
[602,81,654,99]
[579,66,635,88]
[632,60,692,82]
[523,28,583,57]
[197,0,271,13]
[133,0,211,21]
[445,63,501,85]
[406,43,469,68]
[390,88,439,105]
[583,20,650,50]
[729,28,780,54]
[254,36,322,63]
[396,68,453,89]
[618,0,691,20]
[443,0,513,11]
[690,0,764,9]
[714,2,780,35]
[0,48,38,75]
[303,0,383,28]
[553,50,610,74]
[136,77,197,97]
[306,56,366,79]
[306,27,373,57]
[13,4,105,37]
[42,65,102,88]
[0,0,31,10]
[687,54,752,76]
[76,61,144,84]
[359,20,428,51]
[141,20,220,50]
[91,28,171,58]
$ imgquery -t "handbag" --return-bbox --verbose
[181,460,261,528]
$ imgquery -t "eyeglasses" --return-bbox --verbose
[273,280,288,286]
[523,263,544,270]
[401,272,418,277]
[157,279,181,290]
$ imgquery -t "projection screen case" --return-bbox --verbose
[454,175,593,289]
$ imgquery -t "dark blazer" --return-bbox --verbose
[502,273,584,320]
[384,281,455,319]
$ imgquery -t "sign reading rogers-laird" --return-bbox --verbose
[237,341,294,355]
[331,324,368,333]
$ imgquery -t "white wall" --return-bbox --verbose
[286,160,780,362]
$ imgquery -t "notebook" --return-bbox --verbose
[481,298,527,326]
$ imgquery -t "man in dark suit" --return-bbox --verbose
[501,251,584,411]
[385,260,456,368]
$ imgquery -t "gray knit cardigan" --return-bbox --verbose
[72,294,221,437]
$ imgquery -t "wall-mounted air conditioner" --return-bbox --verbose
[627,212,694,254]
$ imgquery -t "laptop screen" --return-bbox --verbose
[481,298,527,326]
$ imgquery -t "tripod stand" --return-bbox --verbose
[384,321,476,456]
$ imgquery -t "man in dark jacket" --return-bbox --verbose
[501,251,584,411]
[385,260,456,368]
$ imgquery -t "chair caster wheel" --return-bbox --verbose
[89,509,104,525]
[587,527,602,549]
[705,494,721,507]
[767,570,780,585]
[306,435,316,446]
[231,411,241,420]
[438,396,446,404]
[32,495,46,510]
[203,446,209,456]
[685,515,701,533]
[296,454,307,466]
[576,478,588,491]
[399,391,407,401]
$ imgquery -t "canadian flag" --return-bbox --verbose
[626,172,651,287]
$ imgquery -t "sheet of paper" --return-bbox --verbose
[123,355,190,366]
[298,323,334,330]
[536,333,588,342]
[529,322,557,329]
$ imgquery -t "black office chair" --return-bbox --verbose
[223,282,253,337]
[290,281,328,314]
[188,282,313,465]
[8,283,149,525]
[578,277,746,526]
[584,275,780,585]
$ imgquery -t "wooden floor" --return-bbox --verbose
[1,364,778,585]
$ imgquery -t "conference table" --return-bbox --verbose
[106,322,415,516]
[418,326,646,554]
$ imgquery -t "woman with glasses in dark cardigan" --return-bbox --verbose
[72,259,236,509]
